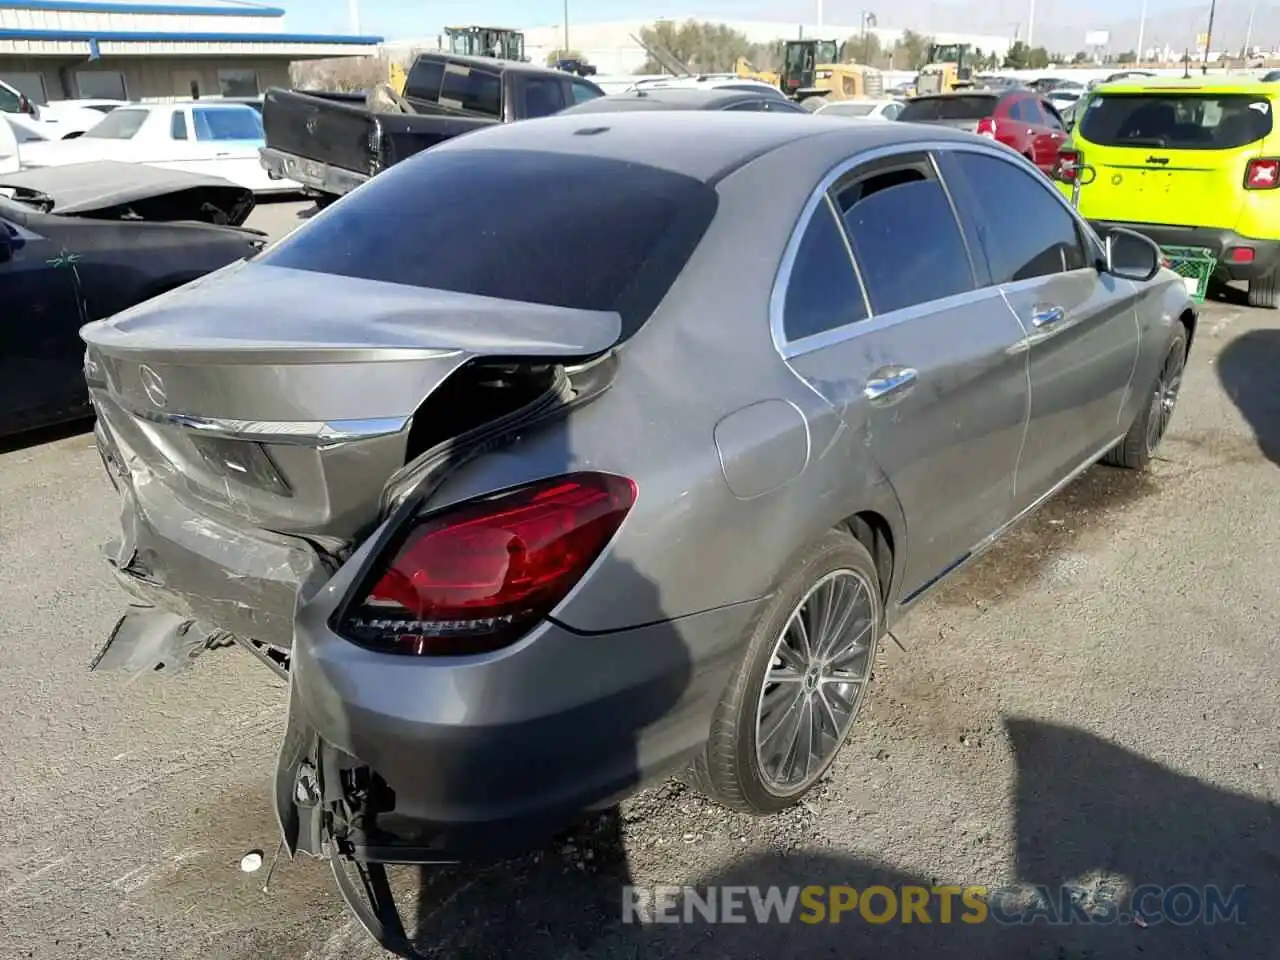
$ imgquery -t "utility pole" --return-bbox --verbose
[1242,0,1257,59]
[1202,0,1216,71]
[347,0,360,34]
[817,0,824,29]
[1026,0,1035,48]
[1135,0,1147,66]
[562,0,569,54]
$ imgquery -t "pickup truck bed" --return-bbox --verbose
[260,88,493,197]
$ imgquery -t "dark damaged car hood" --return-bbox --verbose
[0,161,255,226]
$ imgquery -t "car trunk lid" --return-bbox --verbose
[82,261,621,652]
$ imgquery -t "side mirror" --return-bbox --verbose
[1104,227,1161,282]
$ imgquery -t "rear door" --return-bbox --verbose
[1072,89,1275,228]
[938,147,1139,509]
[777,150,1030,600]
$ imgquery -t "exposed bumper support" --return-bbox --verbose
[259,147,368,197]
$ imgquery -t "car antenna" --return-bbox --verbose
[629,33,694,78]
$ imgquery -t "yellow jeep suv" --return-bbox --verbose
[1058,76,1280,307]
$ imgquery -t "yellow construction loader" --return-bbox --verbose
[914,42,975,94]
[734,56,779,87]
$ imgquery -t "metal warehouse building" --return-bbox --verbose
[0,0,381,104]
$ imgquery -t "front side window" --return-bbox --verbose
[520,76,566,118]
[939,149,1088,285]
[836,162,974,314]
[439,64,501,116]
[762,98,807,113]
[724,99,765,112]
[782,199,868,341]
[82,108,147,139]
[0,85,20,113]
[1079,93,1274,150]
[259,148,718,341]
[192,107,263,141]
[404,60,445,101]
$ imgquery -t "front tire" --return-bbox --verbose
[1104,325,1187,470]
[1248,270,1277,309]
[690,529,882,814]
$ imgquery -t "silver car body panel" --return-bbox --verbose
[80,113,1195,860]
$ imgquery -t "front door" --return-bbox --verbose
[938,148,1140,510]
[778,151,1030,599]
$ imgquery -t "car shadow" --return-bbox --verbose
[387,718,1275,959]
[0,415,92,455]
[1217,328,1280,466]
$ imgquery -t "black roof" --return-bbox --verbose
[560,87,784,114]
[412,51,565,76]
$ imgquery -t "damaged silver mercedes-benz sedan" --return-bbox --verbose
[82,112,1194,952]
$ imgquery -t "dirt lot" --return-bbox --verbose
[0,204,1276,959]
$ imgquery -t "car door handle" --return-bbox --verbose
[1030,305,1065,328]
[863,366,918,402]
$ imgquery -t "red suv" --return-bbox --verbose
[898,89,1070,175]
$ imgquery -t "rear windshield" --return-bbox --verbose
[260,148,718,340]
[82,108,147,139]
[900,95,997,121]
[1078,93,1274,150]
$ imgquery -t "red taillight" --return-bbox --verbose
[1227,246,1255,263]
[341,472,637,656]
[1245,158,1280,189]
[976,117,997,138]
[1055,148,1081,183]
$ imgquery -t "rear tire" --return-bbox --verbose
[689,530,882,814]
[1104,326,1187,470]
[1247,270,1277,309]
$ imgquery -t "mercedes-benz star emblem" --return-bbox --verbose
[139,365,167,408]
[305,115,318,135]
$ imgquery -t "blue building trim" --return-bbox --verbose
[0,1,287,15]
[0,28,383,43]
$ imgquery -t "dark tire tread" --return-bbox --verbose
[1104,326,1187,470]
[1248,270,1278,309]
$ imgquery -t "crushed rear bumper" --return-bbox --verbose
[1090,220,1280,282]
[277,590,760,863]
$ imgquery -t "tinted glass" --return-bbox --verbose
[170,109,188,140]
[1041,101,1064,129]
[900,95,997,121]
[440,65,501,116]
[570,79,601,103]
[520,76,566,117]
[839,173,973,313]
[723,99,764,111]
[762,98,807,113]
[940,150,1087,284]
[261,148,718,340]
[0,85,19,112]
[82,108,147,139]
[782,200,867,341]
[1079,93,1274,150]
[404,59,445,100]
[193,106,263,141]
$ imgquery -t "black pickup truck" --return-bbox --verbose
[259,53,605,199]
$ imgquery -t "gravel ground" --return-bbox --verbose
[0,217,1276,960]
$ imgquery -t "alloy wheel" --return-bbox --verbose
[1145,342,1185,454]
[754,568,877,796]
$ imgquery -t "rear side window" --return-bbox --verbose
[782,200,868,341]
[1079,93,1274,149]
[570,79,601,104]
[836,167,974,313]
[192,107,263,141]
[939,150,1088,284]
[900,95,997,122]
[440,64,501,116]
[170,109,188,139]
[404,59,445,100]
[260,148,718,341]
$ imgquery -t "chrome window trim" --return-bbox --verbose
[770,138,1106,361]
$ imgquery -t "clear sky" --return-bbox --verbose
[284,0,1171,42]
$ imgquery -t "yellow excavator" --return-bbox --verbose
[915,42,975,94]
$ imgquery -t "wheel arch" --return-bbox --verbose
[843,510,896,607]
